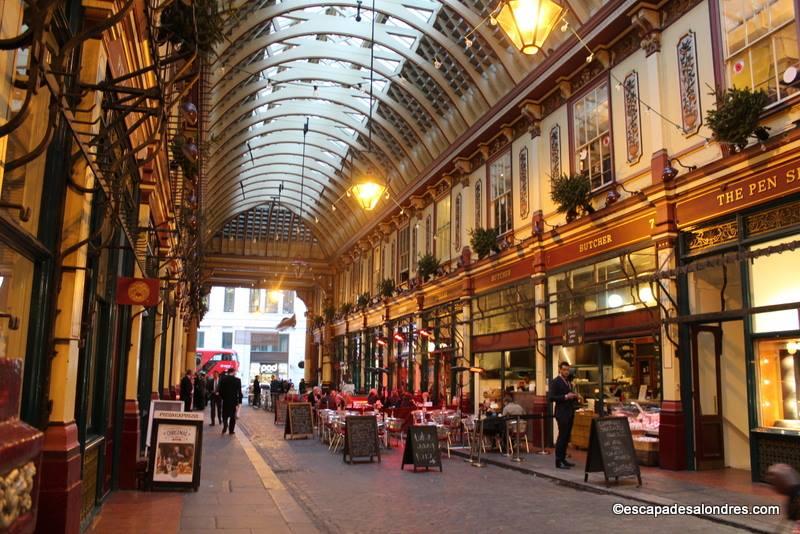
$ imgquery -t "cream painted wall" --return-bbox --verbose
[511,134,534,240]
[537,106,569,224]
[721,320,751,470]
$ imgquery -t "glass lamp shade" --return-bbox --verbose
[350,176,387,211]
[495,0,565,55]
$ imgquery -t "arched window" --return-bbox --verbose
[454,193,463,251]
[474,181,482,228]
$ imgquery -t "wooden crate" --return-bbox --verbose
[570,411,597,450]
[636,449,659,466]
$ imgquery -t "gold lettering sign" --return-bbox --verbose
[577,234,613,254]
[490,269,512,283]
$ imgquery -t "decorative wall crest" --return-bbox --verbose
[677,31,702,135]
[519,148,530,218]
[549,125,562,179]
[623,71,643,164]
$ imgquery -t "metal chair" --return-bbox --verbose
[506,419,530,455]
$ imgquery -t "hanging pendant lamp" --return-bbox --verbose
[495,0,565,55]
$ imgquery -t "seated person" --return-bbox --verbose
[399,393,416,409]
[367,388,380,405]
[385,389,401,408]
[501,395,525,417]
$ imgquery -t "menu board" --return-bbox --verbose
[584,416,641,486]
[402,426,442,472]
[284,402,313,439]
[148,411,204,491]
[343,416,381,464]
[275,398,288,425]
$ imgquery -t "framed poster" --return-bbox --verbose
[149,411,204,491]
[146,400,184,450]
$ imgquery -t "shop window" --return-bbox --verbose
[722,0,798,103]
[282,291,294,314]
[197,331,205,348]
[756,338,800,429]
[222,332,233,349]
[489,151,512,235]
[435,195,451,261]
[749,236,800,333]
[472,281,535,336]
[573,83,612,190]
[687,258,743,315]
[224,287,235,312]
[398,225,410,282]
[475,349,535,410]
[0,244,33,410]
[548,249,656,321]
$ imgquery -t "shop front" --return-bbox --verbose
[675,157,800,478]
[389,315,416,394]
[420,300,461,407]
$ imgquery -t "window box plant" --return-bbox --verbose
[469,227,500,259]
[377,278,395,299]
[706,87,769,151]
[356,292,370,309]
[323,305,335,324]
[417,253,440,281]
[339,302,354,316]
[550,173,595,222]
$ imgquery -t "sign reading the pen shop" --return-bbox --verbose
[676,158,800,227]
[545,214,655,270]
[402,426,442,472]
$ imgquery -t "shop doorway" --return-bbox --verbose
[691,325,724,470]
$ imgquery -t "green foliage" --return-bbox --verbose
[417,253,440,280]
[356,292,371,308]
[706,87,769,150]
[323,306,335,324]
[160,0,226,54]
[339,302,354,316]
[469,227,500,259]
[377,278,395,298]
[312,315,324,329]
[550,173,593,219]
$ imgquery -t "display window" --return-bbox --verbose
[749,235,800,333]
[472,280,534,336]
[756,338,800,429]
[474,349,535,411]
[0,241,33,410]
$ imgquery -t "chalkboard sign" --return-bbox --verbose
[284,402,313,440]
[584,416,641,486]
[402,425,442,472]
[274,398,288,425]
[343,416,381,464]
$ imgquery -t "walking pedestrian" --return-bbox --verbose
[193,372,206,410]
[180,370,193,412]
[253,376,261,407]
[299,378,306,395]
[209,371,222,426]
[219,368,242,435]
[548,361,578,469]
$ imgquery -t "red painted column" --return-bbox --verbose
[36,423,81,534]
[658,400,687,470]
[118,400,140,489]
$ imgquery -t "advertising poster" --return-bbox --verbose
[153,424,196,483]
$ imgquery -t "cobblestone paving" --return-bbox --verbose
[237,409,765,534]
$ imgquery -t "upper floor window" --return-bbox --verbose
[249,289,260,313]
[197,331,205,348]
[435,195,451,261]
[224,287,235,313]
[282,291,294,314]
[722,0,798,102]
[474,181,482,228]
[425,215,432,255]
[489,151,512,235]
[454,193,462,252]
[411,226,418,274]
[265,290,279,313]
[222,331,233,349]
[373,246,381,285]
[573,83,612,190]
[398,226,410,282]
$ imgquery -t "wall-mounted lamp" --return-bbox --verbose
[662,158,697,182]
[393,331,406,343]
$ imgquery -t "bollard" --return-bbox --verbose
[471,415,486,468]
[537,415,550,455]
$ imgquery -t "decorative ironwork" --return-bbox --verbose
[454,193,463,251]
[474,180,482,228]
[677,31,702,135]
[549,125,561,179]
[623,71,642,164]
[686,220,739,251]
[519,148,529,218]
[746,200,800,237]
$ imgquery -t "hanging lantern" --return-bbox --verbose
[495,0,565,55]
[182,141,199,162]
[350,171,387,211]
[181,101,198,125]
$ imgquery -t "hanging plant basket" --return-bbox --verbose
[356,292,370,309]
[706,87,770,151]
[550,173,594,221]
[339,302,354,317]
[159,0,226,55]
[469,227,500,259]
[377,278,395,298]
[417,253,440,281]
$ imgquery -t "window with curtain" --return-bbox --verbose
[722,0,798,103]
[573,83,613,190]
[224,287,235,313]
[435,195,451,261]
[398,226,410,282]
[489,151,512,235]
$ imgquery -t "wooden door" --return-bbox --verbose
[691,325,724,470]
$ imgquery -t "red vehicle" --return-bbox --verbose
[195,349,239,376]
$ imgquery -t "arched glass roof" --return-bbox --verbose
[205,0,605,256]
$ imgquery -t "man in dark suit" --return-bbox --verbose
[207,371,222,426]
[219,368,243,435]
[548,361,578,469]
[180,370,193,412]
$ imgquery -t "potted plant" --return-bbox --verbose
[377,278,395,299]
[417,253,440,281]
[356,292,370,309]
[550,173,595,222]
[706,87,770,151]
[312,315,324,329]
[323,305,335,324]
[339,302,354,316]
[159,0,226,54]
[469,227,500,259]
